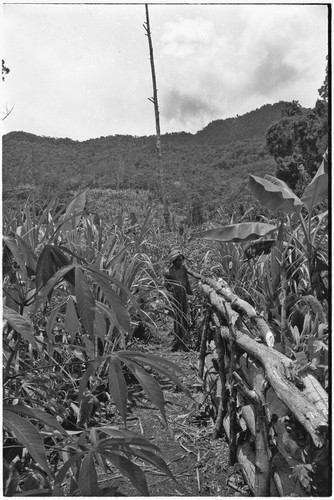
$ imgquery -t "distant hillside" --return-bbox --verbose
[195,101,288,145]
[3,102,290,221]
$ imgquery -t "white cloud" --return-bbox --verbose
[2,4,328,139]
[157,4,328,133]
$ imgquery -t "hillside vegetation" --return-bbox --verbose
[3,102,291,221]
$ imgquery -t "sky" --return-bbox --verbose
[2,2,329,141]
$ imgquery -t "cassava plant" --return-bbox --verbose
[3,191,191,495]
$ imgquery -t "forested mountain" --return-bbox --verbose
[2,101,293,221]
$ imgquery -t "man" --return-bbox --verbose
[164,248,192,351]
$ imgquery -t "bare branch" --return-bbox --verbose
[2,104,14,121]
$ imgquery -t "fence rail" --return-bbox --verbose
[195,274,328,496]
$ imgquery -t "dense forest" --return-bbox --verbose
[3,102,290,220]
[3,95,328,224]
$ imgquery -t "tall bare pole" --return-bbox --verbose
[144,4,170,229]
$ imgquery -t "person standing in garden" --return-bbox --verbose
[164,248,192,351]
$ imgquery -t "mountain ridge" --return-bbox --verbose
[3,101,290,145]
[2,101,294,219]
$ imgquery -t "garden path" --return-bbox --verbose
[104,325,247,497]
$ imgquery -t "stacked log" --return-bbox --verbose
[198,278,328,497]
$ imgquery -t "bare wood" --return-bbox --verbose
[301,373,328,421]
[272,471,284,497]
[220,328,327,447]
[198,309,210,380]
[237,442,255,494]
[253,370,271,496]
[233,371,271,496]
[225,304,238,465]
[144,5,170,229]
[241,405,256,436]
[212,321,228,439]
[199,282,274,347]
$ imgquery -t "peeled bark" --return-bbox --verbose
[220,328,327,447]
[200,281,275,346]
[240,405,256,436]
[301,373,328,421]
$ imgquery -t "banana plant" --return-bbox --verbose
[197,150,328,301]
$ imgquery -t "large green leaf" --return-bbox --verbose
[117,351,192,397]
[97,436,174,479]
[92,271,131,334]
[271,220,285,292]
[64,296,81,339]
[78,452,98,496]
[36,246,57,290]
[97,427,160,451]
[33,264,75,313]
[109,356,128,424]
[197,222,277,243]
[248,174,303,212]
[78,357,106,401]
[301,150,328,212]
[3,236,28,281]
[15,235,38,274]
[130,447,175,480]
[75,267,95,340]
[58,191,86,236]
[120,359,167,425]
[3,411,52,478]
[54,452,84,486]
[100,450,149,496]
[3,306,37,347]
[86,265,139,311]
[93,309,108,342]
[3,404,67,436]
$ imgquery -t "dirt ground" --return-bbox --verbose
[99,325,249,497]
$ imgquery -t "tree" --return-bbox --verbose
[2,59,10,81]
[144,4,170,230]
[2,59,14,121]
[318,55,328,102]
[266,61,328,194]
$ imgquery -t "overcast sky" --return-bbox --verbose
[2,3,329,141]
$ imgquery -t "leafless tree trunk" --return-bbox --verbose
[144,4,170,230]
[2,104,14,121]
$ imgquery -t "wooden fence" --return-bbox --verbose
[194,274,328,496]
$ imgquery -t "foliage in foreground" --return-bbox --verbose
[3,191,191,496]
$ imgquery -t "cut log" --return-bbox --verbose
[240,405,256,436]
[223,414,230,438]
[239,354,266,392]
[200,282,274,346]
[220,328,327,447]
[236,442,255,494]
[301,373,328,421]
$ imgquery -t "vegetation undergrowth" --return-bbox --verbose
[3,190,199,496]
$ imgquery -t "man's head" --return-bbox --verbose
[173,254,185,269]
[168,248,185,268]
